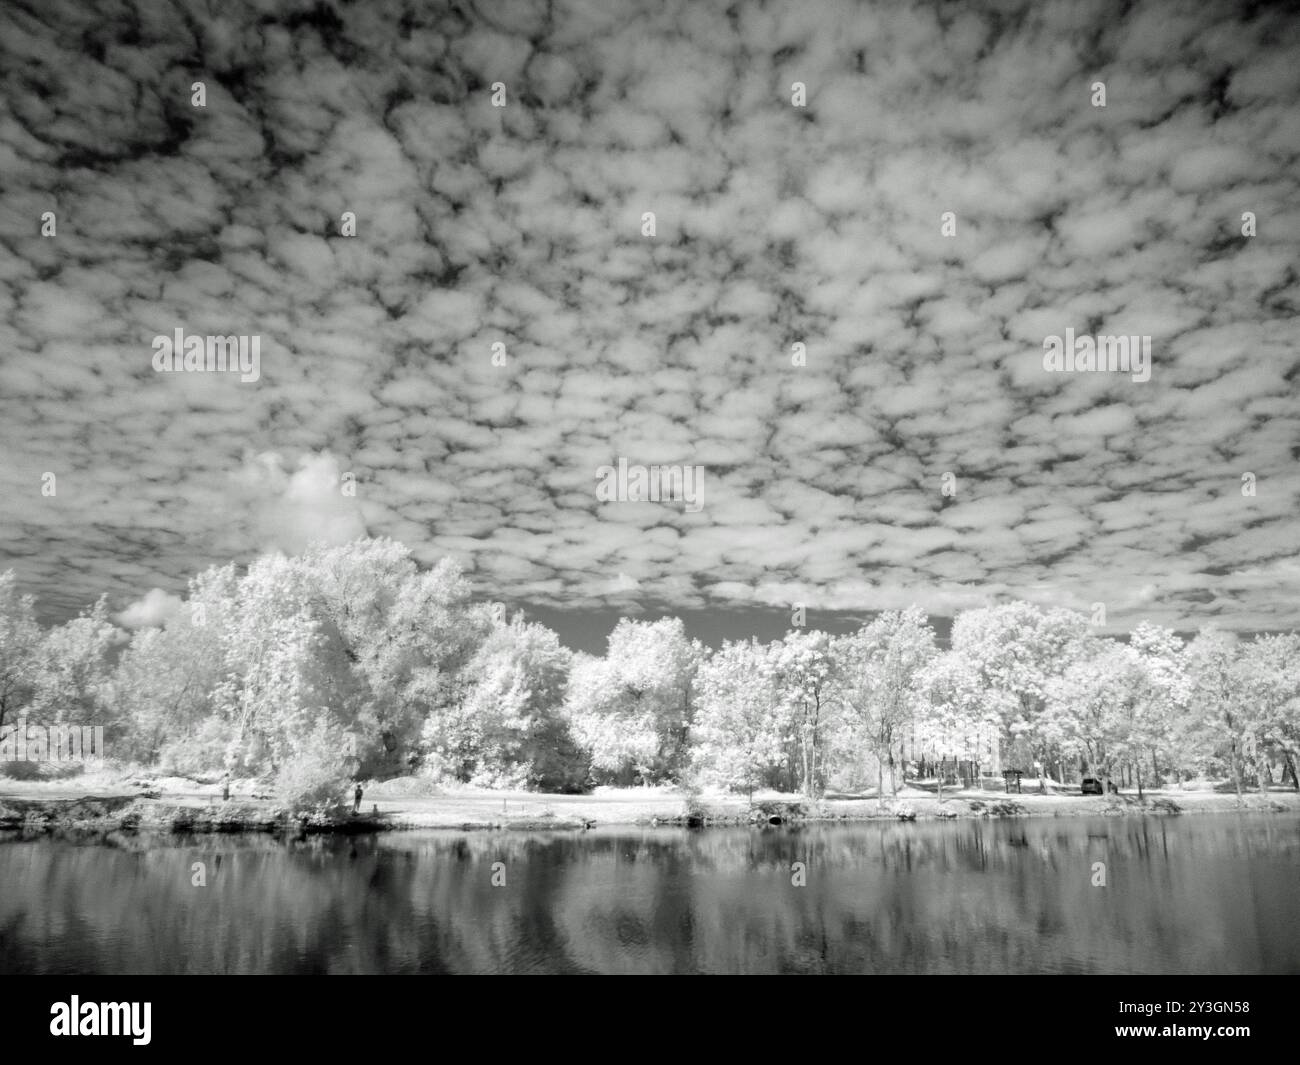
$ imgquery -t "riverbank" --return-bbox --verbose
[2,772,1298,835]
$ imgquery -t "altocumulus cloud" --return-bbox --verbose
[0,0,1297,638]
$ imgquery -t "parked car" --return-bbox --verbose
[1081,777,1103,795]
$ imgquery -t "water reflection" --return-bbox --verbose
[1,816,1297,974]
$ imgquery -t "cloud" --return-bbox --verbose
[231,451,368,555]
[607,573,641,594]
[114,588,184,629]
[0,0,1297,641]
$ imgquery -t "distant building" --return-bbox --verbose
[908,722,1001,787]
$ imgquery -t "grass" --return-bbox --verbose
[2,767,1298,833]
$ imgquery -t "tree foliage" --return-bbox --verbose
[3,545,1299,805]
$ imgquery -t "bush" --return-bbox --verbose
[0,759,85,781]
[272,721,355,812]
[158,717,237,778]
[468,762,529,790]
[526,718,591,793]
[0,759,44,780]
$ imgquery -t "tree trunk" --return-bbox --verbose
[1136,763,1143,800]
[810,706,820,798]
[877,757,884,812]
[1286,752,1300,791]
[1230,741,1244,800]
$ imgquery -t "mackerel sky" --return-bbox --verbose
[1,0,1298,652]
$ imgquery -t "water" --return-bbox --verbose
[1,815,1297,974]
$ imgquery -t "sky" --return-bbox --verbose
[1,0,1298,654]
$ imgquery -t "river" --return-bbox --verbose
[1,814,1296,973]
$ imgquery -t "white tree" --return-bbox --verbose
[110,615,223,765]
[917,648,1006,796]
[1123,622,1190,792]
[565,618,702,785]
[951,603,1089,791]
[767,629,846,798]
[691,639,787,797]
[0,571,41,733]
[1184,629,1249,799]
[1042,640,1128,793]
[30,596,120,728]
[424,615,578,789]
[1235,634,1300,792]
[836,608,936,807]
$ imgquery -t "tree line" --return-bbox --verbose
[1,537,1296,807]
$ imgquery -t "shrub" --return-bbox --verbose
[158,717,237,778]
[0,759,43,780]
[527,717,591,793]
[272,721,355,811]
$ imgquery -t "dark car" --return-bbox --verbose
[1081,777,1104,795]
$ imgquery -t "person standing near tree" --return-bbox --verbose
[353,783,363,814]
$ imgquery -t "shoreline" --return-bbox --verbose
[2,780,1298,837]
